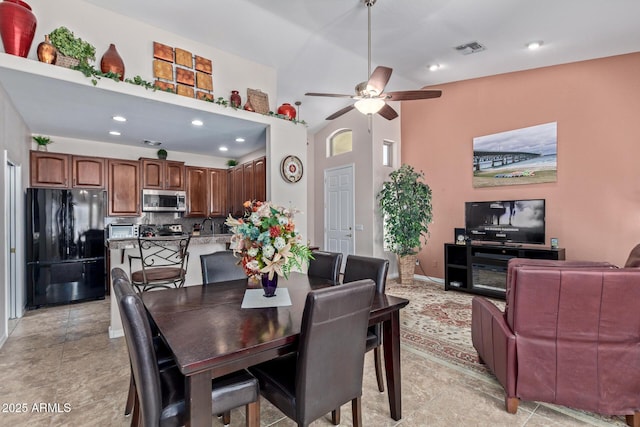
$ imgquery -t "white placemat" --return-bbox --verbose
[241,288,292,308]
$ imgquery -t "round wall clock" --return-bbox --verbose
[280,155,303,183]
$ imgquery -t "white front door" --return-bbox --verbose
[324,164,355,271]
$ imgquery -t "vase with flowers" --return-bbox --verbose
[225,200,312,297]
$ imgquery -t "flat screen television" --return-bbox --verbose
[465,199,545,245]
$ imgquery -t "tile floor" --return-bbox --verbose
[0,297,627,426]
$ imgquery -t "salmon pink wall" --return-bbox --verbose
[402,52,640,278]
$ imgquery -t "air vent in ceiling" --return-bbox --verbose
[454,41,486,55]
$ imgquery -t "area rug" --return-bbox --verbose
[386,278,504,374]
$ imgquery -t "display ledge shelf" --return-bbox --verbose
[0,53,292,153]
[107,234,231,250]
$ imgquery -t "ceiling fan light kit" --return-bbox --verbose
[355,98,385,115]
[305,0,442,121]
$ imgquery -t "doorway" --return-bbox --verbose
[324,164,355,271]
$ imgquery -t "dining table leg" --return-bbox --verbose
[382,310,402,420]
[185,370,212,427]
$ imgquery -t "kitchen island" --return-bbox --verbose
[107,234,232,338]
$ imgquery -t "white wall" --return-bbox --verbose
[0,84,30,347]
[25,0,278,109]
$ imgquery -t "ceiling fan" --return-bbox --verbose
[305,0,442,121]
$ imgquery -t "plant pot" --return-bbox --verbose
[398,254,417,285]
[0,0,37,58]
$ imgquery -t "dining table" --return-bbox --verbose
[142,272,410,427]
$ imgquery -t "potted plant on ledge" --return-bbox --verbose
[48,26,96,68]
[377,164,433,285]
[32,135,53,151]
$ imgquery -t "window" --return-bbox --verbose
[382,140,394,167]
[328,129,352,157]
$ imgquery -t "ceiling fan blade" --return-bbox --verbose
[378,104,398,120]
[326,104,355,120]
[385,90,442,101]
[305,92,353,98]
[367,66,393,94]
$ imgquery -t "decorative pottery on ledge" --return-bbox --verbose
[36,34,56,64]
[100,43,125,80]
[230,90,241,108]
[277,103,296,120]
[0,0,37,58]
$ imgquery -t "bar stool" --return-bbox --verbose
[129,236,191,292]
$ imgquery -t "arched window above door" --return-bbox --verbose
[327,129,352,157]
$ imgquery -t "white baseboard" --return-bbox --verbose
[0,333,6,349]
[415,274,444,284]
[108,325,124,339]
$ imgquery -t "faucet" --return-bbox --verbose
[200,217,214,235]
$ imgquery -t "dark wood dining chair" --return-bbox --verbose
[249,279,375,427]
[343,254,390,393]
[129,236,190,292]
[113,268,260,427]
[307,250,342,284]
[112,268,175,420]
[200,250,247,284]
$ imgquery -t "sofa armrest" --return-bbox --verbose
[471,297,516,396]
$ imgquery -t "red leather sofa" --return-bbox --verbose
[471,258,640,426]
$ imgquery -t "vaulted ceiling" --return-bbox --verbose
[84,0,640,133]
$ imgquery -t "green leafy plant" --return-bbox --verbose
[32,135,52,146]
[377,164,433,256]
[73,62,121,86]
[226,159,238,168]
[48,27,96,64]
[157,149,168,160]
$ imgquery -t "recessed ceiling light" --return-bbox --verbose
[219,146,229,152]
[144,139,161,146]
[429,64,440,72]
[112,115,126,122]
[527,41,543,50]
[109,131,121,136]
[191,119,203,126]
[235,137,245,143]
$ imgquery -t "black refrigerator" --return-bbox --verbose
[26,188,106,308]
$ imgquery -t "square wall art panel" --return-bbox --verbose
[472,122,557,188]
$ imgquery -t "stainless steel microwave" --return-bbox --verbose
[141,189,187,212]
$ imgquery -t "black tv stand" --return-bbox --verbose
[444,243,565,299]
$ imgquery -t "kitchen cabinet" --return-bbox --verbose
[208,168,228,217]
[107,159,140,216]
[140,158,185,190]
[185,167,228,217]
[72,155,106,188]
[227,156,266,216]
[30,151,105,189]
[185,166,208,217]
[242,160,254,204]
[253,156,266,202]
[30,151,69,188]
[229,164,244,217]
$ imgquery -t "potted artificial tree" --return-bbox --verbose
[377,164,433,285]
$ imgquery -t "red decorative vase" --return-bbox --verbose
[0,0,37,58]
[100,43,125,81]
[277,103,296,120]
[230,90,241,108]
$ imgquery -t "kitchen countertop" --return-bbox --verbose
[106,234,232,249]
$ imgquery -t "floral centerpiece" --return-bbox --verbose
[225,201,312,295]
